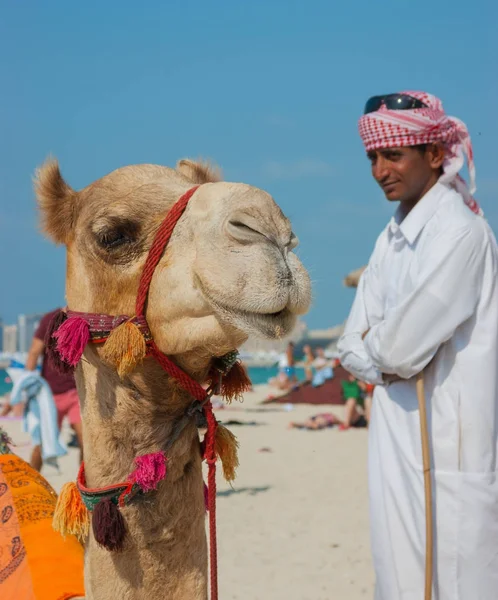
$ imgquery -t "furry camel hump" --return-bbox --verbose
[34,158,76,244]
[176,158,222,183]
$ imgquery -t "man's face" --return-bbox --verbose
[367,146,442,204]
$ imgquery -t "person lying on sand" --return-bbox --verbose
[288,411,367,430]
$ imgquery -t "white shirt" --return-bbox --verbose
[338,182,498,599]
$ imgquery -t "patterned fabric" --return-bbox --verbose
[66,309,152,343]
[0,456,57,525]
[0,469,28,593]
[0,444,85,600]
[358,90,481,216]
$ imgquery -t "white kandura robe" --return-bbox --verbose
[337,182,498,600]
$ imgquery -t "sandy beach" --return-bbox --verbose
[1,384,374,600]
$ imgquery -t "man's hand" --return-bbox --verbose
[361,328,402,385]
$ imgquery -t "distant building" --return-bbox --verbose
[17,313,44,353]
[3,324,18,353]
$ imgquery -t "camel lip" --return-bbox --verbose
[211,301,292,323]
[238,307,291,321]
[194,276,295,337]
[224,306,296,339]
[267,308,286,318]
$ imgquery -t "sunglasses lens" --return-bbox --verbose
[364,94,427,114]
[387,94,418,110]
[364,96,383,114]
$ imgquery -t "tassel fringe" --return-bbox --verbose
[214,423,239,482]
[52,482,90,542]
[54,316,90,366]
[130,452,167,492]
[92,497,127,552]
[101,321,147,378]
[212,361,252,403]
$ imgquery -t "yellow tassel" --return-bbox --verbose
[215,424,239,483]
[53,481,90,542]
[101,321,147,378]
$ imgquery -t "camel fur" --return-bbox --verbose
[35,158,311,600]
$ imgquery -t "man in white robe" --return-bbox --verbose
[338,91,498,600]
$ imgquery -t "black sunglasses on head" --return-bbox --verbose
[364,93,428,114]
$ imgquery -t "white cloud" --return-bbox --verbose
[263,159,336,179]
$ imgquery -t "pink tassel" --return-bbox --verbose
[53,316,90,366]
[130,452,167,492]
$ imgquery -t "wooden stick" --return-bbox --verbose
[416,372,433,600]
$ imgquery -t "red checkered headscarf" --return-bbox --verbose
[358,91,481,215]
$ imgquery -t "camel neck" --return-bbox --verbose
[77,347,204,490]
[77,347,209,600]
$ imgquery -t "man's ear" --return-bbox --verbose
[34,158,77,244]
[427,142,445,171]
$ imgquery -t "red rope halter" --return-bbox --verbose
[137,185,220,598]
[136,185,198,317]
[136,185,208,402]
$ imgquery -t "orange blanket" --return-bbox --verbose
[0,452,85,600]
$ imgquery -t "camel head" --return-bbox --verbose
[35,159,311,365]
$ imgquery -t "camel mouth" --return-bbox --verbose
[221,305,296,339]
[194,276,297,339]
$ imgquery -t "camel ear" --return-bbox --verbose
[176,159,222,184]
[34,158,77,244]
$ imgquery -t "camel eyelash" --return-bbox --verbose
[95,220,141,250]
[98,230,133,249]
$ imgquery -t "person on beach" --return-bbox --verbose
[338,91,498,599]
[1,309,83,470]
[303,344,315,381]
[288,412,341,430]
[338,375,369,430]
[311,347,334,387]
[270,341,298,390]
[288,410,368,431]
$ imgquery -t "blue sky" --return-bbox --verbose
[1,0,497,329]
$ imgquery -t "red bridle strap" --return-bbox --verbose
[135,185,200,317]
[150,341,206,402]
[134,184,220,596]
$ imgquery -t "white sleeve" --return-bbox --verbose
[337,253,385,385]
[363,224,484,379]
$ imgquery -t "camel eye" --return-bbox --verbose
[99,230,129,248]
[95,220,140,250]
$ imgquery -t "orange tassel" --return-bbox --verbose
[215,423,239,482]
[218,361,252,403]
[101,321,147,378]
[53,481,89,542]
